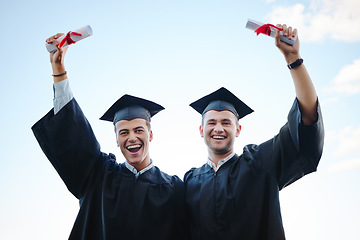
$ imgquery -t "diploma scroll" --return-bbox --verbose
[246,19,296,45]
[46,25,93,53]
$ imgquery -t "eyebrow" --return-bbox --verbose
[118,126,145,132]
[207,118,232,122]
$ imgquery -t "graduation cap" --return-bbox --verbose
[100,94,165,125]
[190,87,253,120]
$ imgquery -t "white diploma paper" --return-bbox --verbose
[245,19,296,45]
[46,25,93,53]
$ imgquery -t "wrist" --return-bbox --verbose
[52,71,67,77]
[284,54,301,65]
[52,65,67,83]
[52,64,66,75]
[287,58,303,70]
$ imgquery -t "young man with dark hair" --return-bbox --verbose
[184,24,324,240]
[32,33,188,240]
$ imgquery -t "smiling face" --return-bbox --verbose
[115,118,153,171]
[200,110,241,163]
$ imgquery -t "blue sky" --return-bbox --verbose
[1,0,359,239]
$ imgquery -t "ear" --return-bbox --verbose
[199,125,204,138]
[149,130,153,142]
[235,124,241,137]
[114,125,120,147]
[116,135,120,147]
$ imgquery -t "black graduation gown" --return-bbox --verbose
[184,99,324,240]
[32,98,188,240]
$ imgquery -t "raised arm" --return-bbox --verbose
[275,25,318,125]
[45,34,74,114]
[46,33,68,83]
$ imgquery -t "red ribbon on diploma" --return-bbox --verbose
[58,31,83,49]
[255,24,282,36]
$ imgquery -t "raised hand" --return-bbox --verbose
[46,33,68,82]
[275,24,300,64]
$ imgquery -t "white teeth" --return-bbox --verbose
[213,136,225,139]
[127,144,141,149]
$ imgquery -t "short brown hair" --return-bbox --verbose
[114,120,151,133]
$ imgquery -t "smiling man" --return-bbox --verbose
[184,25,325,239]
[32,33,188,240]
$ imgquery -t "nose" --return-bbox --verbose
[213,123,224,133]
[128,131,137,142]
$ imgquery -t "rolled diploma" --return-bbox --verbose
[46,25,93,53]
[245,19,296,45]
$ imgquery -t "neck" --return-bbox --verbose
[208,150,234,167]
[130,156,151,172]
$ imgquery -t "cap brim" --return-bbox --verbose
[190,87,253,119]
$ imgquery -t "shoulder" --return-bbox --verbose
[147,166,184,186]
[184,163,211,182]
[242,143,262,156]
[104,153,119,168]
[100,153,128,175]
[103,153,137,177]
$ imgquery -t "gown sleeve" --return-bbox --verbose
[32,98,102,199]
[244,98,324,190]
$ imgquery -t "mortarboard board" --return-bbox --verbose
[190,87,254,120]
[100,94,165,125]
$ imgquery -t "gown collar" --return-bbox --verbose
[207,152,236,172]
[125,159,154,178]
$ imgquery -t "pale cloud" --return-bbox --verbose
[329,59,360,95]
[326,126,360,158]
[335,126,360,156]
[327,158,360,173]
[326,126,360,172]
[268,0,360,42]
[320,96,338,105]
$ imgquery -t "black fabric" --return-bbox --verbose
[203,100,240,119]
[184,98,324,240]
[100,94,164,124]
[190,87,253,119]
[32,99,188,240]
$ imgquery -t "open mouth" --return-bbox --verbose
[212,135,226,140]
[126,144,142,153]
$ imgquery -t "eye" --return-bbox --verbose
[222,121,232,126]
[135,128,145,133]
[119,131,128,136]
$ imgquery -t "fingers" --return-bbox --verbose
[46,33,64,46]
[280,24,297,40]
[274,24,300,61]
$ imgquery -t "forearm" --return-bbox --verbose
[47,33,68,83]
[32,98,101,199]
[52,63,67,83]
[52,59,72,114]
[288,60,318,125]
[275,25,318,125]
[53,78,74,114]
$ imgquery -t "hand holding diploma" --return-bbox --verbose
[46,33,69,83]
[275,24,300,64]
[45,25,92,82]
[246,19,297,45]
[45,25,93,53]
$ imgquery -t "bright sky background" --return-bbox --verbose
[1,0,359,239]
